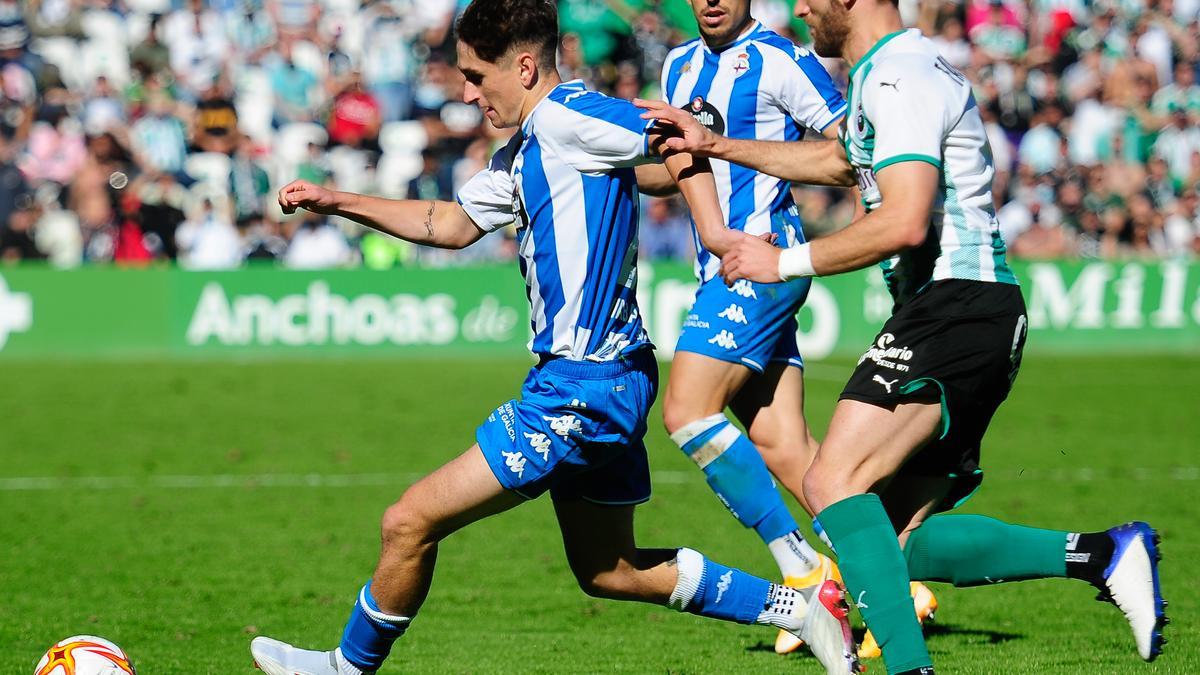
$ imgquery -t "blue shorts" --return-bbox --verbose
[476,349,658,505]
[675,276,812,373]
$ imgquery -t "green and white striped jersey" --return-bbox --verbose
[840,29,1017,304]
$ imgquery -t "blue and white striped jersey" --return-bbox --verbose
[661,22,847,282]
[458,80,653,362]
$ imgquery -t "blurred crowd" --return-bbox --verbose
[0,0,1197,268]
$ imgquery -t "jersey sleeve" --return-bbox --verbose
[536,93,656,172]
[761,41,847,133]
[456,136,519,232]
[862,57,952,173]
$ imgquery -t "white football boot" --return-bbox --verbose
[1096,521,1167,661]
[790,579,863,674]
[251,636,348,675]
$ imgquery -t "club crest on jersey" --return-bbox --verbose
[684,97,725,134]
[732,52,750,75]
[678,61,692,76]
[856,108,866,133]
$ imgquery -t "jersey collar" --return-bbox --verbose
[702,19,763,54]
[848,29,909,81]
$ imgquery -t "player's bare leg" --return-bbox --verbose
[553,499,861,674]
[729,363,818,511]
[252,446,523,675]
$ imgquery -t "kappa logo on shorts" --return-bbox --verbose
[708,330,738,350]
[873,374,899,393]
[524,432,552,461]
[717,304,748,325]
[501,450,526,478]
[543,414,582,439]
[728,279,758,299]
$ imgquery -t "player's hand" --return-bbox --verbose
[720,234,784,285]
[634,98,717,157]
[278,179,339,215]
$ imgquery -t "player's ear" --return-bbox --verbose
[517,51,538,89]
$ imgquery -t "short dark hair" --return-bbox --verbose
[455,0,558,69]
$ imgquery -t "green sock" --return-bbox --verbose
[904,514,1067,586]
[817,494,931,675]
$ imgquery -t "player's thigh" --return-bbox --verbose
[390,444,525,539]
[805,399,942,513]
[731,363,816,459]
[662,350,754,431]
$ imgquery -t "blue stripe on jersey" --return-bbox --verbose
[517,138,566,355]
[664,42,700,100]
[687,52,722,277]
[755,33,846,113]
[577,168,639,355]
[548,83,649,136]
[726,45,764,231]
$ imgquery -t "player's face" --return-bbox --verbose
[793,0,851,58]
[457,42,525,129]
[688,0,753,46]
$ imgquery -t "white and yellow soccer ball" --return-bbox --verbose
[34,636,136,675]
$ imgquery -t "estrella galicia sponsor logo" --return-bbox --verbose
[682,313,711,330]
[858,332,915,371]
[0,274,32,350]
[708,330,738,350]
[685,97,725,134]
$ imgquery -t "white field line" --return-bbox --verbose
[0,467,1196,491]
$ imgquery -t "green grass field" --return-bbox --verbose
[1,355,1195,673]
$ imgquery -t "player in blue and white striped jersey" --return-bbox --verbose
[634,1,921,656]
[247,2,860,674]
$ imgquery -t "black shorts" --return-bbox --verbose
[840,280,1028,510]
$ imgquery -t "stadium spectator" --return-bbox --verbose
[639,196,692,261]
[0,0,1194,267]
[176,196,243,269]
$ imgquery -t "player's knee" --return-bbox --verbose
[661,399,698,436]
[803,460,852,514]
[379,499,435,548]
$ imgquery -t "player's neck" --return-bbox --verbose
[518,72,564,126]
[701,15,756,52]
[842,8,905,70]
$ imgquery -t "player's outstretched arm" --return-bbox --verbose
[635,98,855,187]
[278,180,486,250]
[720,161,938,283]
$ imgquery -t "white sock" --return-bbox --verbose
[335,649,369,675]
[767,530,821,579]
[755,583,811,632]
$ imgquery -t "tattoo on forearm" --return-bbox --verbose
[424,201,435,238]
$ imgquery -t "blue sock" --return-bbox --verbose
[671,414,798,543]
[667,548,773,624]
[338,582,411,671]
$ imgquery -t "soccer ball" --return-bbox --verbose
[34,636,136,675]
